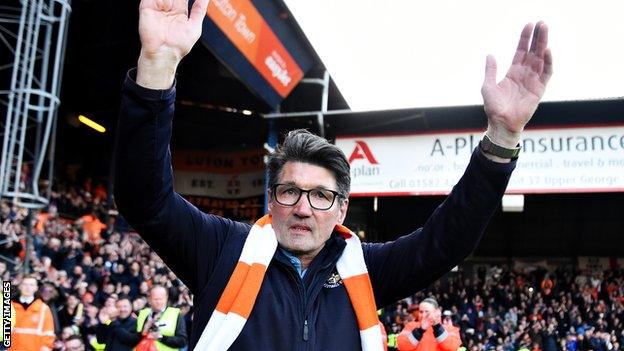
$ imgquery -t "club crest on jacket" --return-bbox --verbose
[323,271,343,288]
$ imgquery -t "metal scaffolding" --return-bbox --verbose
[0,0,71,209]
[0,0,71,273]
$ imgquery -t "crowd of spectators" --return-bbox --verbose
[1,180,623,350]
[381,265,624,351]
[1,180,192,350]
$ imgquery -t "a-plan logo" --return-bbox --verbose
[348,141,380,178]
[348,140,379,164]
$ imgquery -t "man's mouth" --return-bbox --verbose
[289,224,311,233]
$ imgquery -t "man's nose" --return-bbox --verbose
[292,194,313,217]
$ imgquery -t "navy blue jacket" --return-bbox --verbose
[95,316,137,351]
[114,69,516,350]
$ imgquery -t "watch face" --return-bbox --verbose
[481,136,497,153]
[482,137,494,152]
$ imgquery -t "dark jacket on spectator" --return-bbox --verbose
[541,330,558,351]
[58,304,80,328]
[95,316,138,351]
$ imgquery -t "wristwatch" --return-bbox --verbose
[479,134,521,160]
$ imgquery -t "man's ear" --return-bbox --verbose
[337,198,349,224]
[267,189,273,214]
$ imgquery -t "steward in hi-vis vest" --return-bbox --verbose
[129,285,187,351]
[10,276,55,351]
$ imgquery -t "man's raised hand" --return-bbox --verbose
[481,22,554,148]
[137,0,209,89]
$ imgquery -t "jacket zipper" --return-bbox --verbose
[275,243,345,348]
[295,273,308,343]
[301,261,338,344]
[276,259,309,344]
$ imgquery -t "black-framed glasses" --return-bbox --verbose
[272,183,341,210]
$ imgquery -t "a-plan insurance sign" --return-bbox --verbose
[336,125,624,196]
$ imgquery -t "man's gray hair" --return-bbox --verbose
[421,297,439,308]
[267,129,350,199]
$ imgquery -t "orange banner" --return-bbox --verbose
[207,0,303,97]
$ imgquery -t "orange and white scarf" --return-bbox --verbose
[194,215,383,351]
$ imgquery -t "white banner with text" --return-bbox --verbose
[336,125,624,196]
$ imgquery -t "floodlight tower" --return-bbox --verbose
[0,0,71,272]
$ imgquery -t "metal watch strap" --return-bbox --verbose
[479,134,521,159]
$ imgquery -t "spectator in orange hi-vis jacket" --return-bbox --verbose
[76,210,106,244]
[397,297,461,351]
[540,273,554,296]
[10,275,56,351]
